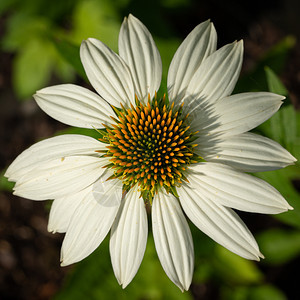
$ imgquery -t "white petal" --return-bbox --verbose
[152,190,194,291]
[13,155,108,200]
[187,162,292,214]
[80,38,135,107]
[34,84,114,128]
[177,182,262,260]
[110,185,148,288]
[61,176,123,265]
[192,92,284,134]
[119,14,162,104]
[168,20,217,104]
[199,132,296,172]
[48,187,90,233]
[183,41,243,113]
[5,134,106,182]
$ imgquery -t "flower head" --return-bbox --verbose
[5,14,296,291]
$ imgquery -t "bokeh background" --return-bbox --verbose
[1,0,300,299]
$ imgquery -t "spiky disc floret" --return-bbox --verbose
[99,95,200,200]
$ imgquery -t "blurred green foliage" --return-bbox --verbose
[1,0,131,99]
[1,0,300,299]
[221,284,287,300]
[257,229,300,265]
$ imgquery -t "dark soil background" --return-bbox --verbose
[0,0,299,299]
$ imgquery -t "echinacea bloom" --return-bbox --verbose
[5,14,296,291]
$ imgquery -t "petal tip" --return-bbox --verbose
[121,281,129,289]
[3,169,9,179]
[127,14,137,22]
[237,39,244,50]
[80,39,88,51]
[183,282,192,292]
[60,261,70,267]
[252,254,262,262]
[34,88,46,96]
[176,284,184,293]
[12,189,19,196]
[176,281,191,292]
[201,19,211,27]
[60,255,74,267]
[272,93,286,102]
[290,154,297,163]
[209,20,215,30]
[47,223,58,233]
[83,38,100,50]
[85,37,95,45]
[60,259,67,267]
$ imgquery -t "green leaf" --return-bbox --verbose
[221,285,287,300]
[12,38,55,99]
[55,127,101,139]
[264,66,288,96]
[256,67,299,157]
[257,228,300,265]
[258,103,298,151]
[260,36,296,74]
[256,169,300,229]
[221,286,249,300]
[213,246,263,285]
[247,285,287,300]
[54,40,87,81]
[161,0,191,8]
[0,170,14,192]
[255,67,300,230]
[69,0,120,51]
[2,13,51,51]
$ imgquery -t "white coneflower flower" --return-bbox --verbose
[5,14,296,291]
